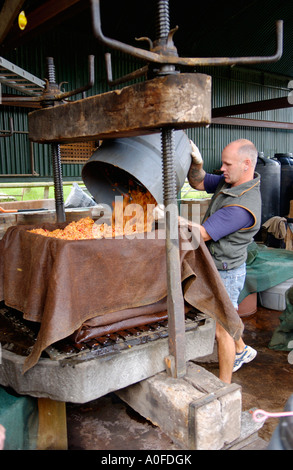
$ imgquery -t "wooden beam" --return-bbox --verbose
[37,398,68,450]
[212,96,292,118]
[212,116,293,130]
[28,73,211,143]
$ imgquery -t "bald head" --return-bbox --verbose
[226,139,258,169]
[221,139,258,187]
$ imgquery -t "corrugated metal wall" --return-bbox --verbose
[188,66,293,173]
[1,27,292,180]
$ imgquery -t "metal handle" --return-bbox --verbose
[105,53,148,86]
[56,55,95,100]
[91,0,283,68]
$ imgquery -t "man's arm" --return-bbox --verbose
[187,140,206,190]
[199,225,212,241]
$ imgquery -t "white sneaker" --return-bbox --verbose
[233,345,257,372]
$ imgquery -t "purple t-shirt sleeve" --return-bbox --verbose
[203,173,224,193]
[203,206,255,241]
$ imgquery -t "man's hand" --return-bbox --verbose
[190,140,203,165]
[188,140,206,190]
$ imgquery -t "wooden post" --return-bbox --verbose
[37,398,68,450]
[44,185,49,199]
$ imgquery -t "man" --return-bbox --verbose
[188,138,261,383]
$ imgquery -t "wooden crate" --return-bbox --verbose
[60,141,98,164]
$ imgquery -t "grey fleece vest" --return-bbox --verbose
[202,173,261,270]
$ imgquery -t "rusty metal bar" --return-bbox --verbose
[161,128,186,378]
[105,53,148,87]
[91,0,283,68]
[151,1,186,378]
[52,55,95,101]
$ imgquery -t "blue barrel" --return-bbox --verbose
[275,153,293,217]
[256,153,281,225]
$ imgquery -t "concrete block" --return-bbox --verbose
[117,362,242,450]
[186,362,242,449]
[223,409,265,450]
[117,372,204,447]
[0,317,215,403]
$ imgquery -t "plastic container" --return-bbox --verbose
[275,153,293,217]
[238,293,257,317]
[82,131,192,205]
[259,278,293,311]
[256,153,281,225]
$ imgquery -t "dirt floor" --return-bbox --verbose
[66,305,293,451]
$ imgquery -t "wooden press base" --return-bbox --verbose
[37,398,68,450]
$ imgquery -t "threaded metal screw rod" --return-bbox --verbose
[47,57,56,84]
[156,0,170,39]
[161,128,176,205]
[51,143,65,223]
[46,57,65,223]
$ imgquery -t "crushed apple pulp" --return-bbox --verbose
[28,186,157,240]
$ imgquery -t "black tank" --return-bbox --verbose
[256,153,281,225]
[275,153,293,217]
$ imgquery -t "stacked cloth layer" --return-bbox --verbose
[0,221,243,372]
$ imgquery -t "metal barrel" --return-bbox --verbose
[81,131,192,205]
